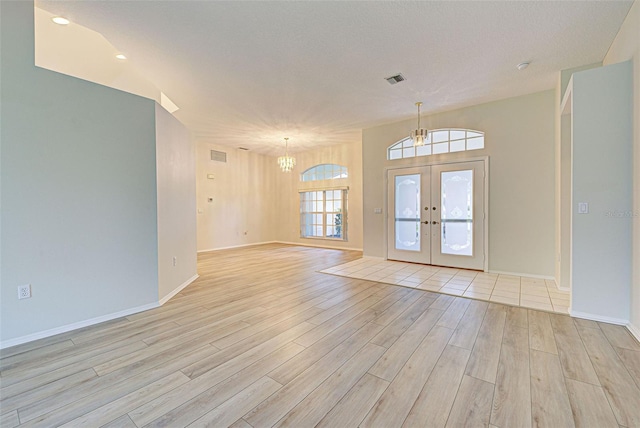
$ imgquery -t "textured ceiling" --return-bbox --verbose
[36,0,633,156]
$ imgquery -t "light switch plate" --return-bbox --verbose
[374,208,382,214]
[578,202,589,214]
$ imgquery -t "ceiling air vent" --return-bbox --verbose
[385,74,405,85]
[210,150,227,163]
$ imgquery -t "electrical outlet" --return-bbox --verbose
[18,284,31,299]
[173,256,177,267]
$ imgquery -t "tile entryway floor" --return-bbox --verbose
[320,257,570,314]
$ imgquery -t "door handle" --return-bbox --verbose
[432,221,439,225]
[422,221,429,224]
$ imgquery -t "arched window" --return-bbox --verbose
[387,129,484,160]
[301,164,348,182]
[299,163,349,240]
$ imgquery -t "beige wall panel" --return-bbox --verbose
[363,91,556,277]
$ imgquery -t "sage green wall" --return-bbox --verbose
[569,62,632,323]
[556,63,601,290]
[603,0,640,336]
[1,1,159,344]
[363,90,556,277]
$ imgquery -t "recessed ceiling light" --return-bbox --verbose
[115,54,127,60]
[517,62,531,71]
[52,16,70,25]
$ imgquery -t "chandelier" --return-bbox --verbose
[410,101,428,147]
[277,137,296,172]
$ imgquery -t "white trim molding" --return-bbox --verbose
[569,310,629,326]
[362,256,385,262]
[1,275,201,350]
[626,322,640,342]
[0,301,159,350]
[159,274,199,306]
[488,270,555,280]
[197,241,278,253]
[277,241,363,252]
[199,241,363,253]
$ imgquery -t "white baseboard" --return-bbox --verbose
[159,274,199,306]
[627,322,640,342]
[569,310,629,326]
[197,241,278,253]
[362,256,385,261]
[1,274,200,350]
[276,241,363,252]
[488,270,555,280]
[0,301,159,350]
[198,241,363,253]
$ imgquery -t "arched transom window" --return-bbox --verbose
[301,164,348,182]
[388,129,484,160]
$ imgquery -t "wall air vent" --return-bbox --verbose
[210,150,227,162]
[385,74,405,85]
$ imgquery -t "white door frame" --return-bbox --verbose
[383,156,490,272]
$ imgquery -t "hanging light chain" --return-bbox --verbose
[411,101,428,147]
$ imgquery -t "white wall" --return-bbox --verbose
[603,0,640,336]
[196,143,278,251]
[363,91,556,277]
[1,1,159,344]
[276,141,363,250]
[155,105,198,301]
[34,7,162,104]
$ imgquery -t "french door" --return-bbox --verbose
[387,161,485,270]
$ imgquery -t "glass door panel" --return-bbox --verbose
[440,170,473,256]
[394,174,421,252]
[431,161,485,270]
[387,167,431,263]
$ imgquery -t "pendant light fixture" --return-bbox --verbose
[277,137,296,172]
[410,101,428,147]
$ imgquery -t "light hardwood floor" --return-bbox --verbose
[1,243,639,427]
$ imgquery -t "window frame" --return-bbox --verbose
[299,189,348,241]
[387,129,484,160]
[301,164,348,182]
